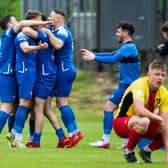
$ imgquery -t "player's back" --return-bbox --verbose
[0,28,17,74]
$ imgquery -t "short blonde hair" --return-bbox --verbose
[148,59,167,72]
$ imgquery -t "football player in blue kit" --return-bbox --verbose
[42,8,84,148]
[22,14,69,148]
[11,10,49,148]
[80,21,140,148]
[0,14,19,140]
[0,13,50,144]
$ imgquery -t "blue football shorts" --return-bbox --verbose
[0,74,18,103]
[16,66,36,99]
[109,83,129,105]
[34,74,56,99]
[53,66,77,97]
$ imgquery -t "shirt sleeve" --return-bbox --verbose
[16,33,29,45]
[55,27,68,43]
[94,50,124,64]
[132,89,145,101]
[131,80,146,101]
[94,43,137,64]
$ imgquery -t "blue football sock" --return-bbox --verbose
[29,118,35,137]
[59,105,75,133]
[72,120,78,132]
[8,115,15,132]
[103,111,114,135]
[33,132,41,145]
[56,128,65,140]
[71,111,78,131]
[14,106,31,134]
[0,111,9,132]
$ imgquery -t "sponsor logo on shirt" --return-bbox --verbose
[134,90,144,96]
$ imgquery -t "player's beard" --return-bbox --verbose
[118,35,124,43]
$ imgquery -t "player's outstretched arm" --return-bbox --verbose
[13,20,51,33]
[80,48,95,61]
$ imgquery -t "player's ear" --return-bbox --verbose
[147,70,151,77]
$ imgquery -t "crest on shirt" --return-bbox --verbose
[155,98,161,104]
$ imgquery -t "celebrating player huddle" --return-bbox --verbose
[0,8,84,149]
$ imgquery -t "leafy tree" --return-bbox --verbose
[0,0,20,19]
[0,0,20,33]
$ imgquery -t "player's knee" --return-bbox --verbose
[56,99,68,108]
[56,99,61,108]
[135,117,150,134]
[20,99,32,107]
[104,102,116,111]
[141,117,150,127]
[1,103,14,114]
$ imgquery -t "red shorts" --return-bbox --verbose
[113,116,131,138]
[113,116,160,139]
[143,120,160,139]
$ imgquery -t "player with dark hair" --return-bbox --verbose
[113,59,168,163]
[80,21,140,148]
[0,14,19,141]
[0,13,50,145]
[22,14,69,148]
[41,8,84,148]
[11,10,49,148]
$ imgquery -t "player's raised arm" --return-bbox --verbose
[14,19,51,33]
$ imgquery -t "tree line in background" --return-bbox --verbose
[0,1,19,35]
[0,0,20,35]
[0,0,20,20]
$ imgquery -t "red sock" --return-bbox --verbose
[126,129,142,151]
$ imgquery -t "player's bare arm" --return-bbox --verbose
[133,98,164,123]
[14,20,51,33]
[20,41,48,53]
[40,27,63,49]
[22,27,38,38]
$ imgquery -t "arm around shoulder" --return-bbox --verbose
[13,20,51,33]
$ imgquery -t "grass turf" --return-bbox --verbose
[0,120,167,168]
[0,70,167,168]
